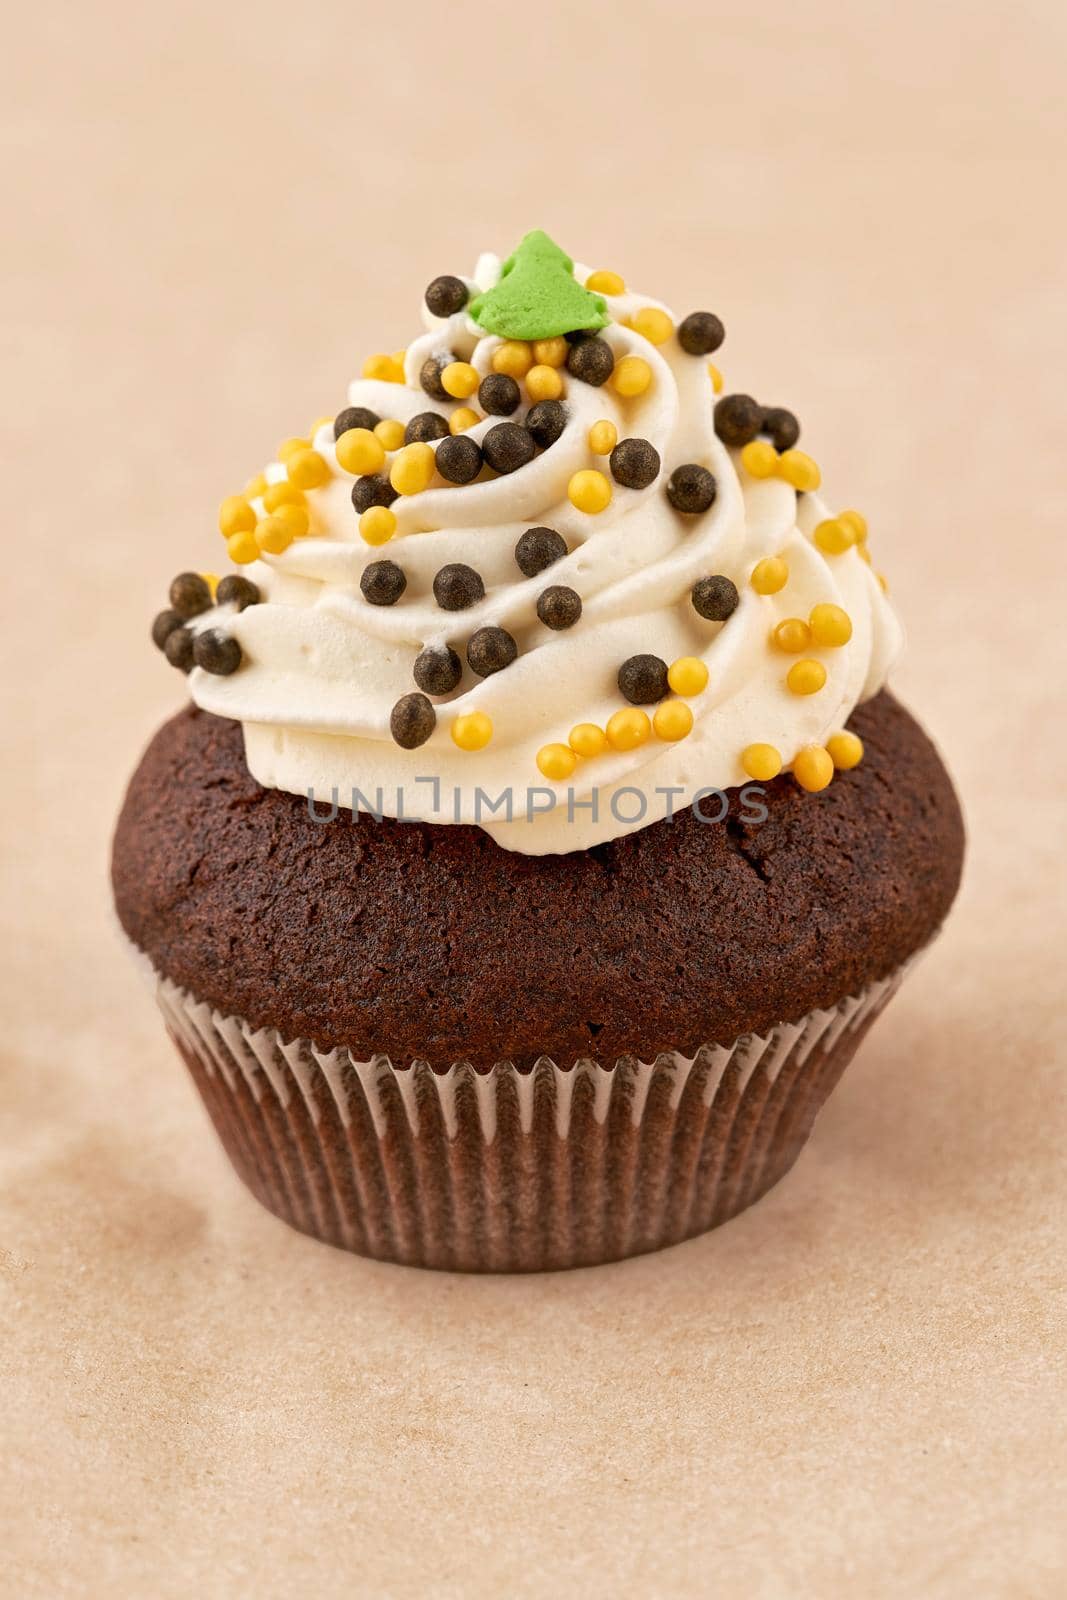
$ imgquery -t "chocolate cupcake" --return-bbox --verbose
[113,231,963,1271]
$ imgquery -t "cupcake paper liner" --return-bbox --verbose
[140,953,910,1272]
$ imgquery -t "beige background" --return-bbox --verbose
[3,1,1066,1594]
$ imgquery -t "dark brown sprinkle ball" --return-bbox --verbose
[618,653,670,705]
[714,393,764,447]
[420,355,450,400]
[482,422,537,474]
[390,692,437,749]
[413,644,463,695]
[193,627,242,676]
[215,575,260,610]
[169,571,213,619]
[609,437,661,490]
[163,625,194,673]
[424,275,468,318]
[524,401,566,449]
[760,406,800,451]
[666,463,717,514]
[435,434,483,485]
[515,526,567,577]
[151,609,184,651]
[360,559,407,606]
[404,411,450,444]
[351,474,399,514]
[478,373,521,416]
[433,563,485,611]
[536,585,582,630]
[334,406,380,439]
[691,574,740,621]
[566,335,615,386]
[467,626,518,677]
[677,311,725,356]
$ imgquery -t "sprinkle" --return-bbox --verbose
[163,627,194,673]
[287,449,331,490]
[653,700,694,741]
[374,419,406,451]
[525,401,566,449]
[588,420,618,455]
[714,394,763,447]
[631,307,673,345]
[667,657,708,696]
[390,442,437,496]
[451,711,493,751]
[491,341,533,379]
[569,723,609,757]
[433,563,485,611]
[666,463,717,515]
[277,436,309,463]
[532,337,569,368]
[750,557,789,595]
[483,422,537,473]
[793,746,834,792]
[226,531,259,565]
[677,312,725,356]
[536,585,583,630]
[707,363,724,394]
[169,572,213,618]
[245,473,268,499]
[761,407,800,451]
[537,743,578,781]
[449,407,481,434]
[772,618,812,652]
[441,361,480,400]
[271,503,308,539]
[467,626,518,678]
[391,692,436,749]
[435,434,483,484]
[420,356,449,399]
[334,406,380,438]
[404,412,450,444]
[585,269,626,296]
[359,505,397,545]
[425,275,469,317]
[809,603,853,646]
[618,654,669,705]
[201,573,220,598]
[740,440,779,479]
[262,480,304,512]
[351,475,399,513]
[566,335,615,386]
[255,516,294,555]
[691,574,739,620]
[609,437,660,490]
[336,428,386,476]
[193,628,242,676]
[526,364,565,402]
[218,495,256,537]
[778,449,821,491]
[216,575,260,609]
[360,560,407,606]
[515,526,567,576]
[827,731,864,770]
[362,353,405,383]
[414,645,463,695]
[742,744,782,781]
[151,610,183,651]
[568,469,612,514]
[611,356,653,397]
[309,416,333,437]
[813,517,855,554]
[786,659,828,695]
[479,373,521,416]
[606,708,651,751]
[838,509,868,542]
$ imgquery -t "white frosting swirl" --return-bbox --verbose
[191,256,903,854]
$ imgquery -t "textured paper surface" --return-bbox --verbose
[2,1,1065,1594]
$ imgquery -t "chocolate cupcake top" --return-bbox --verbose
[158,230,902,853]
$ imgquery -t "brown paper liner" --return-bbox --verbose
[147,960,908,1272]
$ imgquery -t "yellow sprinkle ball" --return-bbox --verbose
[606,708,651,751]
[793,745,835,792]
[218,495,256,537]
[786,658,828,696]
[226,531,259,565]
[526,364,564,402]
[569,723,609,758]
[335,427,386,476]
[255,516,294,556]
[838,509,868,542]
[751,556,789,595]
[491,341,533,379]
[277,436,309,464]
[201,572,219,598]
[586,269,626,296]
[778,449,821,492]
[287,449,331,491]
[537,743,579,781]
[262,480,305,513]
[308,415,333,437]
[359,505,397,545]
[813,517,855,555]
[390,442,436,496]
[707,362,724,394]
[809,602,853,647]
[273,502,310,539]
[827,731,864,770]
[451,712,493,751]
[374,419,406,452]
[653,700,693,742]
[741,743,783,781]
[740,440,780,479]
[568,470,612,514]
[449,407,480,435]
[772,618,812,653]
[631,307,673,345]
[588,419,618,455]
[611,356,653,397]
[532,337,569,368]
[441,361,480,399]
[666,657,709,696]
[362,353,405,383]
[245,473,268,500]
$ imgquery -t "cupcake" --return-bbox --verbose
[112,230,963,1272]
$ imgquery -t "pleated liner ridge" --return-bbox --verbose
[151,963,907,1272]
